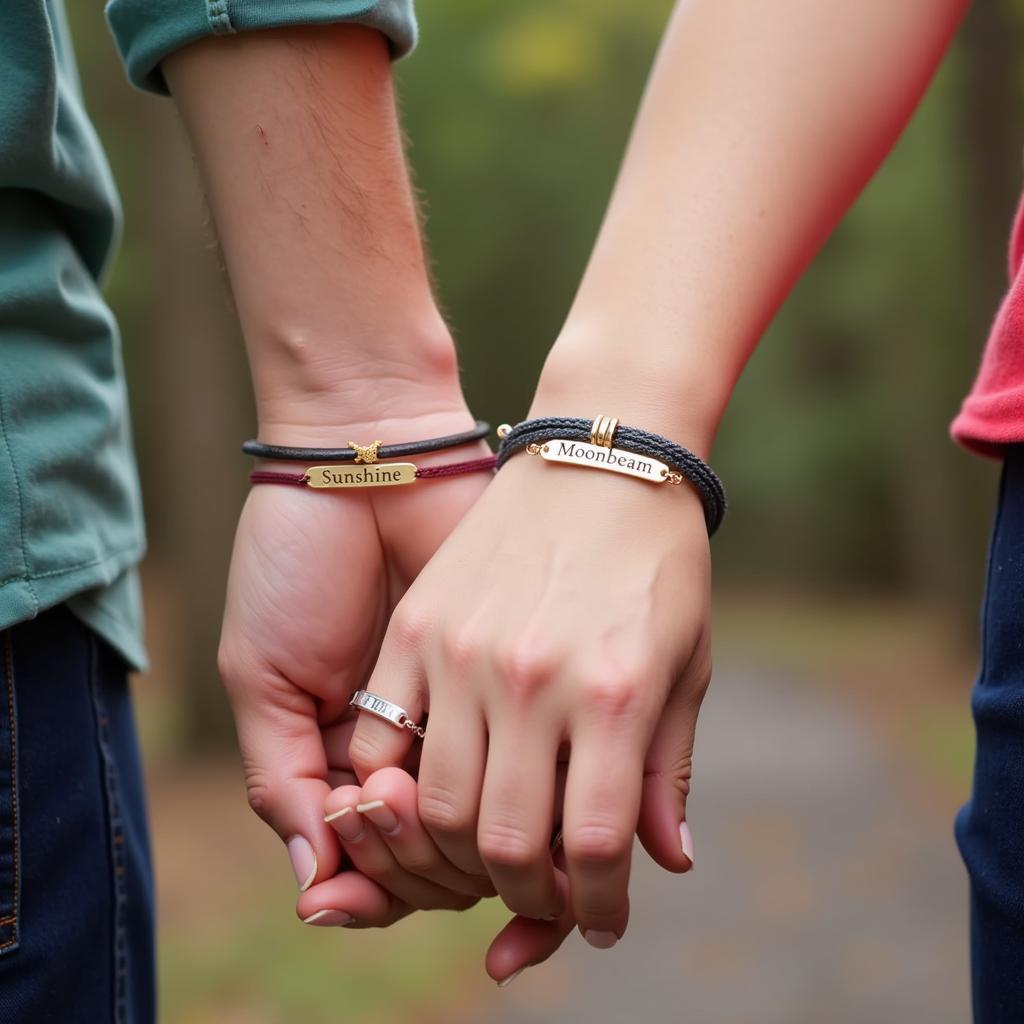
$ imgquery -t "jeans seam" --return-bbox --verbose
[978,460,1010,688]
[89,634,129,1022]
[0,632,20,953]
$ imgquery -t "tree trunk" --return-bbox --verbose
[140,105,253,749]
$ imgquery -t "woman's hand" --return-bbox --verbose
[348,451,710,945]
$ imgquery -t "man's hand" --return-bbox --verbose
[221,421,587,984]
[217,407,492,891]
[162,23,516,933]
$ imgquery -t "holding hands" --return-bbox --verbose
[164,0,810,984]
[222,397,713,982]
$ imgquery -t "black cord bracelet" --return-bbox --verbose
[243,420,491,462]
[497,416,727,535]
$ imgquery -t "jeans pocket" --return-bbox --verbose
[0,632,20,954]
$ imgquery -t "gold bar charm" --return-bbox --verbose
[535,439,671,484]
[306,463,418,488]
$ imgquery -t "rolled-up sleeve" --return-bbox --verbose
[105,0,417,94]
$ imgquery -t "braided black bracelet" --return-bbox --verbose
[243,420,491,463]
[497,416,727,535]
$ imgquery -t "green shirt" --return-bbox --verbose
[0,0,416,669]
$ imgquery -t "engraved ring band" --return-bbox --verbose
[349,689,426,738]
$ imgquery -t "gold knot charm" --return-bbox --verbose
[348,439,382,464]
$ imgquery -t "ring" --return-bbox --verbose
[349,690,426,738]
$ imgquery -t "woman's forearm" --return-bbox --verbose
[163,25,462,442]
[536,0,969,456]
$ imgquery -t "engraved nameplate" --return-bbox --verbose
[350,690,405,726]
[537,439,669,483]
[306,463,418,488]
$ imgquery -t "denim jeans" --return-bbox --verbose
[957,445,1024,1021]
[0,605,155,1022]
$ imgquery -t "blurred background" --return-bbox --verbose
[65,1,1024,1020]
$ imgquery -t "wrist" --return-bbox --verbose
[252,314,470,446]
[532,329,731,461]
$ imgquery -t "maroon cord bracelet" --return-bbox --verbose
[250,454,497,490]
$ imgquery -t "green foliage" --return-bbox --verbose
[397,0,674,424]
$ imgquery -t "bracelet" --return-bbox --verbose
[496,415,727,535]
[249,454,497,489]
[242,420,491,463]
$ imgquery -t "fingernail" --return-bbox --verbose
[287,835,317,892]
[325,806,364,842]
[356,799,400,835]
[497,966,528,988]
[302,909,354,927]
[679,821,695,868]
[583,930,618,950]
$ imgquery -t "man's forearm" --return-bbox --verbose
[536,0,969,457]
[163,25,461,442]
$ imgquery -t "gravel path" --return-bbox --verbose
[456,663,971,1024]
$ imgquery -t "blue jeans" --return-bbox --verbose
[0,605,155,1022]
[957,445,1024,1021]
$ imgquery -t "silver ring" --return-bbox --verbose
[349,690,426,738]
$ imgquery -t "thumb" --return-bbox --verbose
[225,666,343,891]
[636,662,709,874]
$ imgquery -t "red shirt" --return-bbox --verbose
[952,193,1024,456]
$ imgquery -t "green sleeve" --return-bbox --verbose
[105,0,417,94]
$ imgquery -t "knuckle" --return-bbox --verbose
[245,781,271,819]
[216,643,246,695]
[439,623,485,671]
[494,642,561,701]
[418,785,474,837]
[566,821,632,866]
[478,821,545,871]
[215,644,234,684]
[239,754,272,818]
[389,600,433,651]
[576,902,621,925]
[399,847,439,877]
[581,664,651,719]
[242,764,275,821]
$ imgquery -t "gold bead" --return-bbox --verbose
[590,415,618,448]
